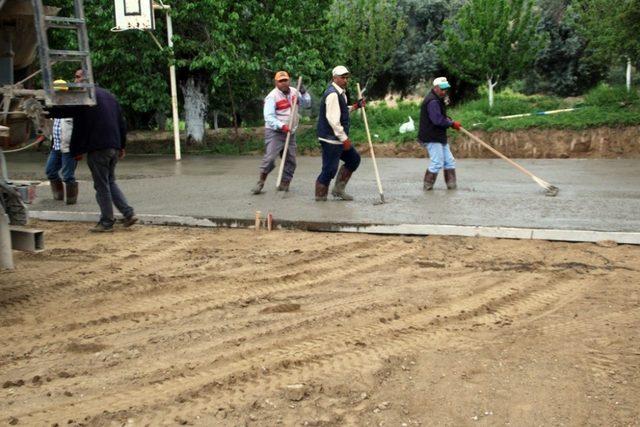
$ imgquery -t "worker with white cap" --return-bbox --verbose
[314,65,365,201]
[418,76,462,190]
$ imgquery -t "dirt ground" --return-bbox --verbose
[1,222,639,426]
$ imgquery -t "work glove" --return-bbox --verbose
[342,139,352,150]
[451,121,462,131]
[352,97,366,110]
[73,154,83,161]
[299,84,307,95]
[281,124,290,133]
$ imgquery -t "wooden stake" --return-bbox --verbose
[254,211,261,230]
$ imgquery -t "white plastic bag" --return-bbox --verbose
[399,116,415,134]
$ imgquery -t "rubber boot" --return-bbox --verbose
[277,179,290,192]
[444,169,457,190]
[251,172,268,194]
[315,181,328,201]
[50,179,64,200]
[423,170,437,191]
[65,181,78,204]
[331,165,354,201]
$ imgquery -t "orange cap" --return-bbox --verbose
[274,71,290,81]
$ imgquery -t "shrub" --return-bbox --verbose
[584,84,639,107]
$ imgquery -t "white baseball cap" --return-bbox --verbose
[433,77,451,89]
[332,65,350,76]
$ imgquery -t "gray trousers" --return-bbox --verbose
[87,148,134,226]
[259,128,297,182]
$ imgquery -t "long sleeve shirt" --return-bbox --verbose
[263,87,311,132]
[427,99,453,128]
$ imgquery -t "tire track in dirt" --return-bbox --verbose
[0,235,202,346]
[2,242,425,422]
[0,241,419,367]
[141,273,586,423]
[10,270,581,424]
[0,235,198,317]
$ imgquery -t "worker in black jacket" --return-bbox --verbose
[418,77,462,190]
[48,74,137,232]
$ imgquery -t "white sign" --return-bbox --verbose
[114,0,155,30]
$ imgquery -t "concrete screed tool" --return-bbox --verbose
[459,127,559,197]
[356,83,386,205]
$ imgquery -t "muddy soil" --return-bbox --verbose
[1,222,639,426]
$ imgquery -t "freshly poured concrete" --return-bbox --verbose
[6,153,640,240]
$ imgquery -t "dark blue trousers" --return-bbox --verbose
[317,142,361,186]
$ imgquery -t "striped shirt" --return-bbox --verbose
[52,118,62,151]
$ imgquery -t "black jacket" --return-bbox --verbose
[47,87,127,156]
[418,90,449,144]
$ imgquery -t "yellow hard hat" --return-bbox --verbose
[53,79,69,91]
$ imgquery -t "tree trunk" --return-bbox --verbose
[487,77,498,109]
[626,57,632,93]
[213,110,219,130]
[180,74,209,145]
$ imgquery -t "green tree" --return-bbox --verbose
[387,0,464,95]
[572,0,640,91]
[328,0,406,92]
[524,0,606,96]
[173,0,334,144]
[441,0,543,108]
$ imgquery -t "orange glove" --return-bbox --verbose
[74,154,83,161]
[451,121,462,131]
[342,139,352,150]
[281,124,290,133]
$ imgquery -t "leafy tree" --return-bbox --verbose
[441,0,543,108]
[524,0,606,96]
[173,0,334,144]
[328,0,406,92]
[387,0,464,95]
[572,0,640,90]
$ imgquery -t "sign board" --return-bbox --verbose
[114,0,155,31]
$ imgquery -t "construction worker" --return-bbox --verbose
[418,76,461,190]
[251,71,311,194]
[47,77,137,232]
[46,79,78,204]
[315,65,365,201]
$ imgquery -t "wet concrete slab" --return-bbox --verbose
[6,153,640,234]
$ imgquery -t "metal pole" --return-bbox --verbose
[0,208,14,270]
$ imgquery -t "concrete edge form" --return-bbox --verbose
[9,226,45,252]
[28,210,640,245]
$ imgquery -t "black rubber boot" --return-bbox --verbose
[423,170,437,191]
[50,179,64,200]
[315,181,328,201]
[65,181,78,204]
[444,169,457,190]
